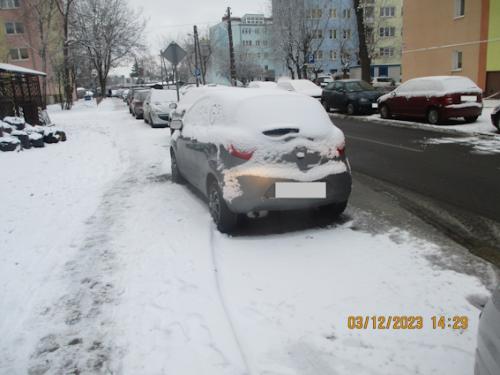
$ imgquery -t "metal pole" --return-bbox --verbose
[194,25,200,87]
[226,7,237,86]
[174,64,180,101]
[196,31,206,84]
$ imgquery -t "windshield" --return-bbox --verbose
[345,81,374,92]
[134,91,148,101]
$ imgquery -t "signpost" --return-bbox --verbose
[161,42,187,101]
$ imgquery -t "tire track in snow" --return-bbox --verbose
[209,225,252,375]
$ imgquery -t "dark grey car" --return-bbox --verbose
[170,88,352,233]
[321,79,382,115]
[475,286,500,375]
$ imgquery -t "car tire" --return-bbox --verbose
[208,179,238,234]
[346,103,355,116]
[170,151,185,184]
[464,116,479,123]
[318,201,347,220]
[380,104,391,119]
[144,113,149,124]
[322,101,331,113]
[427,108,440,125]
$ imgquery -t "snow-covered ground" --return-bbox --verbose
[0,99,497,375]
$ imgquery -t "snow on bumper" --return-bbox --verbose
[222,160,351,213]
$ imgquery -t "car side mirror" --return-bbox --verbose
[169,102,178,109]
[170,119,183,130]
[390,91,397,97]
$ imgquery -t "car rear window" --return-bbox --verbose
[134,91,148,100]
[151,89,177,102]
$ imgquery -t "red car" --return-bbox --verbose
[378,76,483,125]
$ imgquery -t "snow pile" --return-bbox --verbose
[3,116,25,129]
[1,120,14,133]
[425,136,500,155]
[247,81,278,89]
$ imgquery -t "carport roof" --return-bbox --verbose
[0,63,46,77]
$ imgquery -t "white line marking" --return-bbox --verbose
[348,135,424,153]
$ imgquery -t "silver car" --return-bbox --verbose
[475,285,500,375]
[170,88,352,233]
[143,89,178,128]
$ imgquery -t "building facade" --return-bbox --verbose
[208,13,276,84]
[0,0,60,102]
[402,0,500,95]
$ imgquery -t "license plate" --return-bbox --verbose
[372,103,378,109]
[275,182,326,199]
[461,95,477,102]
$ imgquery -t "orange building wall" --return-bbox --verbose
[402,0,486,88]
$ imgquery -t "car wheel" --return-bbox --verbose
[318,201,347,220]
[464,116,479,123]
[208,179,238,234]
[144,113,149,123]
[170,151,185,184]
[427,108,440,124]
[380,104,391,119]
[346,103,355,116]
[322,101,331,112]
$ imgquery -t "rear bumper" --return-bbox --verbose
[225,172,352,213]
[441,105,482,119]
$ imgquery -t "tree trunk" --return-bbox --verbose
[353,0,371,82]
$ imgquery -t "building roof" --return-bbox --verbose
[0,63,47,77]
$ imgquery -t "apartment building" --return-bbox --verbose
[402,0,500,95]
[208,13,276,84]
[0,0,60,102]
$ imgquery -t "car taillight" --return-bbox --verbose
[228,144,255,160]
[444,95,454,105]
[337,143,346,157]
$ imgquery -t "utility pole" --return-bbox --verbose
[226,7,237,86]
[193,25,200,87]
[195,30,206,84]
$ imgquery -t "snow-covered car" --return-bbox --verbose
[143,89,178,128]
[378,76,483,124]
[491,104,500,131]
[475,285,500,375]
[321,80,382,115]
[170,85,229,121]
[170,88,351,233]
[314,75,333,88]
[247,81,278,89]
[276,79,322,99]
[371,76,396,89]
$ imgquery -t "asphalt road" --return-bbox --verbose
[332,116,500,223]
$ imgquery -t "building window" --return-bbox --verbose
[343,9,351,18]
[343,29,351,39]
[5,22,24,34]
[329,29,337,39]
[379,27,395,38]
[380,6,396,17]
[263,40,268,46]
[452,50,463,70]
[330,50,337,60]
[454,0,465,17]
[256,40,260,46]
[379,47,394,57]
[9,47,28,60]
[314,50,323,60]
[330,8,337,18]
[0,0,20,9]
[314,29,323,39]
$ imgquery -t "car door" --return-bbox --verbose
[405,80,429,118]
[333,82,349,110]
[144,92,152,119]
[322,82,335,107]
[389,81,413,116]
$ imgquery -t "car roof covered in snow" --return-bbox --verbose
[402,76,482,94]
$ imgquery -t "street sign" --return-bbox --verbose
[307,54,315,64]
[162,42,187,66]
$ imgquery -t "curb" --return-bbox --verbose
[329,113,500,140]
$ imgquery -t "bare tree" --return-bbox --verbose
[271,0,331,79]
[353,0,371,82]
[72,0,145,97]
[55,0,76,109]
[25,0,58,106]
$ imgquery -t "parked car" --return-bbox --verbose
[131,89,149,119]
[378,76,483,124]
[122,89,129,102]
[277,79,322,99]
[143,89,178,128]
[314,75,333,88]
[247,81,278,89]
[169,88,352,233]
[127,87,148,113]
[475,285,500,375]
[491,104,500,131]
[371,76,396,89]
[321,79,382,115]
